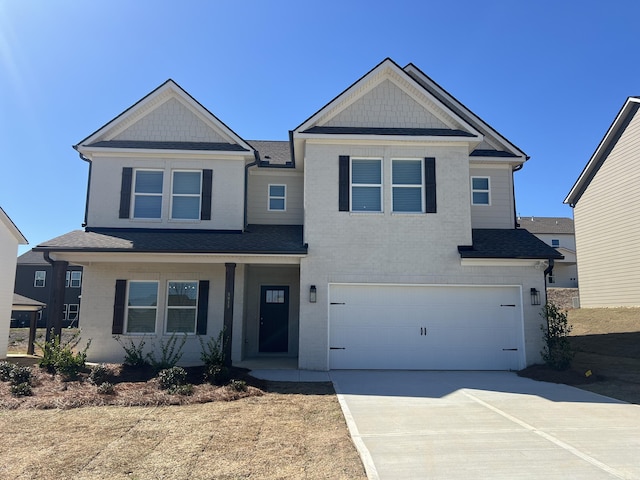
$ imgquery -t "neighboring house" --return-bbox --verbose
[12,250,83,328]
[0,207,28,359]
[519,216,578,288]
[34,58,560,371]
[565,96,640,307]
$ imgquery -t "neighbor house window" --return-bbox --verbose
[351,159,382,212]
[133,170,163,219]
[268,184,286,211]
[34,271,46,288]
[171,171,202,220]
[392,159,423,212]
[126,281,158,333]
[68,304,79,322]
[66,271,82,288]
[166,281,198,333]
[548,274,555,284]
[471,177,490,205]
[551,239,560,248]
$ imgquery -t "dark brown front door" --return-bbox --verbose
[259,286,289,353]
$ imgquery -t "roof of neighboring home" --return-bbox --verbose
[86,140,250,152]
[17,249,49,265]
[249,140,292,165]
[34,225,307,255]
[518,217,574,235]
[0,207,28,244]
[565,97,640,206]
[458,229,564,259]
[13,293,46,308]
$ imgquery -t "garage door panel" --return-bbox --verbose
[329,284,523,370]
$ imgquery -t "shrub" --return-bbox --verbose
[146,334,187,371]
[0,361,16,382]
[229,379,247,392]
[37,330,91,379]
[157,366,187,390]
[169,384,194,396]
[88,364,112,385]
[206,364,231,386]
[10,382,32,397]
[541,302,575,371]
[198,329,226,368]
[9,365,32,385]
[114,336,149,368]
[97,382,115,395]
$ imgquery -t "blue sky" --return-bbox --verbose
[2,1,639,255]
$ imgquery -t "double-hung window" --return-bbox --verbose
[171,171,202,220]
[126,281,158,333]
[34,271,46,288]
[351,159,382,212]
[133,170,163,218]
[471,177,490,205]
[66,271,82,288]
[392,159,424,212]
[166,281,198,333]
[268,184,286,211]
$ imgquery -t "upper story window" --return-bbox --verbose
[351,159,382,212]
[471,177,491,205]
[392,159,424,213]
[268,184,286,211]
[66,271,82,288]
[34,271,46,288]
[133,170,163,219]
[166,281,199,333]
[551,239,560,248]
[126,281,158,334]
[171,171,202,220]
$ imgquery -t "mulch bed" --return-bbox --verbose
[517,364,605,385]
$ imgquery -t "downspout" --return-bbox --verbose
[75,148,92,228]
[288,130,296,168]
[512,163,522,228]
[244,150,260,230]
[543,259,554,305]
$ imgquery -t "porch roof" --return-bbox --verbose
[458,228,564,260]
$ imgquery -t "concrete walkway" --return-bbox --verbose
[330,371,640,480]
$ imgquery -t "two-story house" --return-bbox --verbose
[35,59,560,371]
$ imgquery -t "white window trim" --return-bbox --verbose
[268,184,287,212]
[391,158,424,213]
[350,157,383,213]
[125,280,159,335]
[132,169,164,220]
[170,170,202,221]
[165,280,199,335]
[66,270,82,288]
[34,270,46,288]
[68,304,79,321]
[471,176,491,206]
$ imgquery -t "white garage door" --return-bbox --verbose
[329,284,524,370]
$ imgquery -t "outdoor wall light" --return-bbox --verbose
[309,285,317,303]
[530,288,541,306]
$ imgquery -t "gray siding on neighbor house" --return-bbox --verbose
[246,169,303,225]
[573,107,640,306]
[469,166,514,229]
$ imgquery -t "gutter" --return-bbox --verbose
[543,259,555,303]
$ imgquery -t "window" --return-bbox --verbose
[126,281,158,333]
[166,281,198,333]
[133,170,163,219]
[551,239,560,248]
[68,304,79,322]
[265,289,285,303]
[351,159,382,212]
[34,271,46,288]
[392,159,423,212]
[66,271,82,288]
[471,177,490,205]
[548,274,555,284]
[268,184,286,211]
[171,171,202,219]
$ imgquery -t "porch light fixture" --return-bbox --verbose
[530,288,541,306]
[309,285,317,303]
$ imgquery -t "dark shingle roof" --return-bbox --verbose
[249,140,292,165]
[518,217,574,235]
[17,249,48,265]
[470,149,519,158]
[458,229,564,259]
[301,126,476,137]
[87,140,249,151]
[34,225,306,255]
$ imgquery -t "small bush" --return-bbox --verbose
[229,379,247,392]
[541,302,575,371]
[9,365,32,386]
[169,384,194,396]
[157,366,187,390]
[37,330,91,379]
[114,336,149,368]
[206,364,231,386]
[97,382,115,395]
[10,382,32,397]
[88,364,112,385]
[0,361,16,382]
[147,334,187,371]
[199,329,226,368]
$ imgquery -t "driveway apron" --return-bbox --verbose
[330,371,640,480]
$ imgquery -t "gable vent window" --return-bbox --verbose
[392,159,423,213]
[351,159,382,212]
[133,170,163,218]
[551,239,560,248]
[171,171,202,220]
[471,176,491,205]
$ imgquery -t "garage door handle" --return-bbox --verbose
[500,304,516,307]
[330,347,346,350]
[502,348,518,351]
[330,302,345,305]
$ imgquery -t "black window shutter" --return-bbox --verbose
[201,169,213,220]
[425,157,437,213]
[112,279,127,335]
[196,280,209,335]
[338,156,350,211]
[119,168,133,219]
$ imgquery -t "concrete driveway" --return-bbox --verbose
[330,371,640,480]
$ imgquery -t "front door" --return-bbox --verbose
[259,286,289,353]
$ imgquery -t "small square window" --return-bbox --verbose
[268,184,286,211]
[551,239,560,247]
[471,177,490,205]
